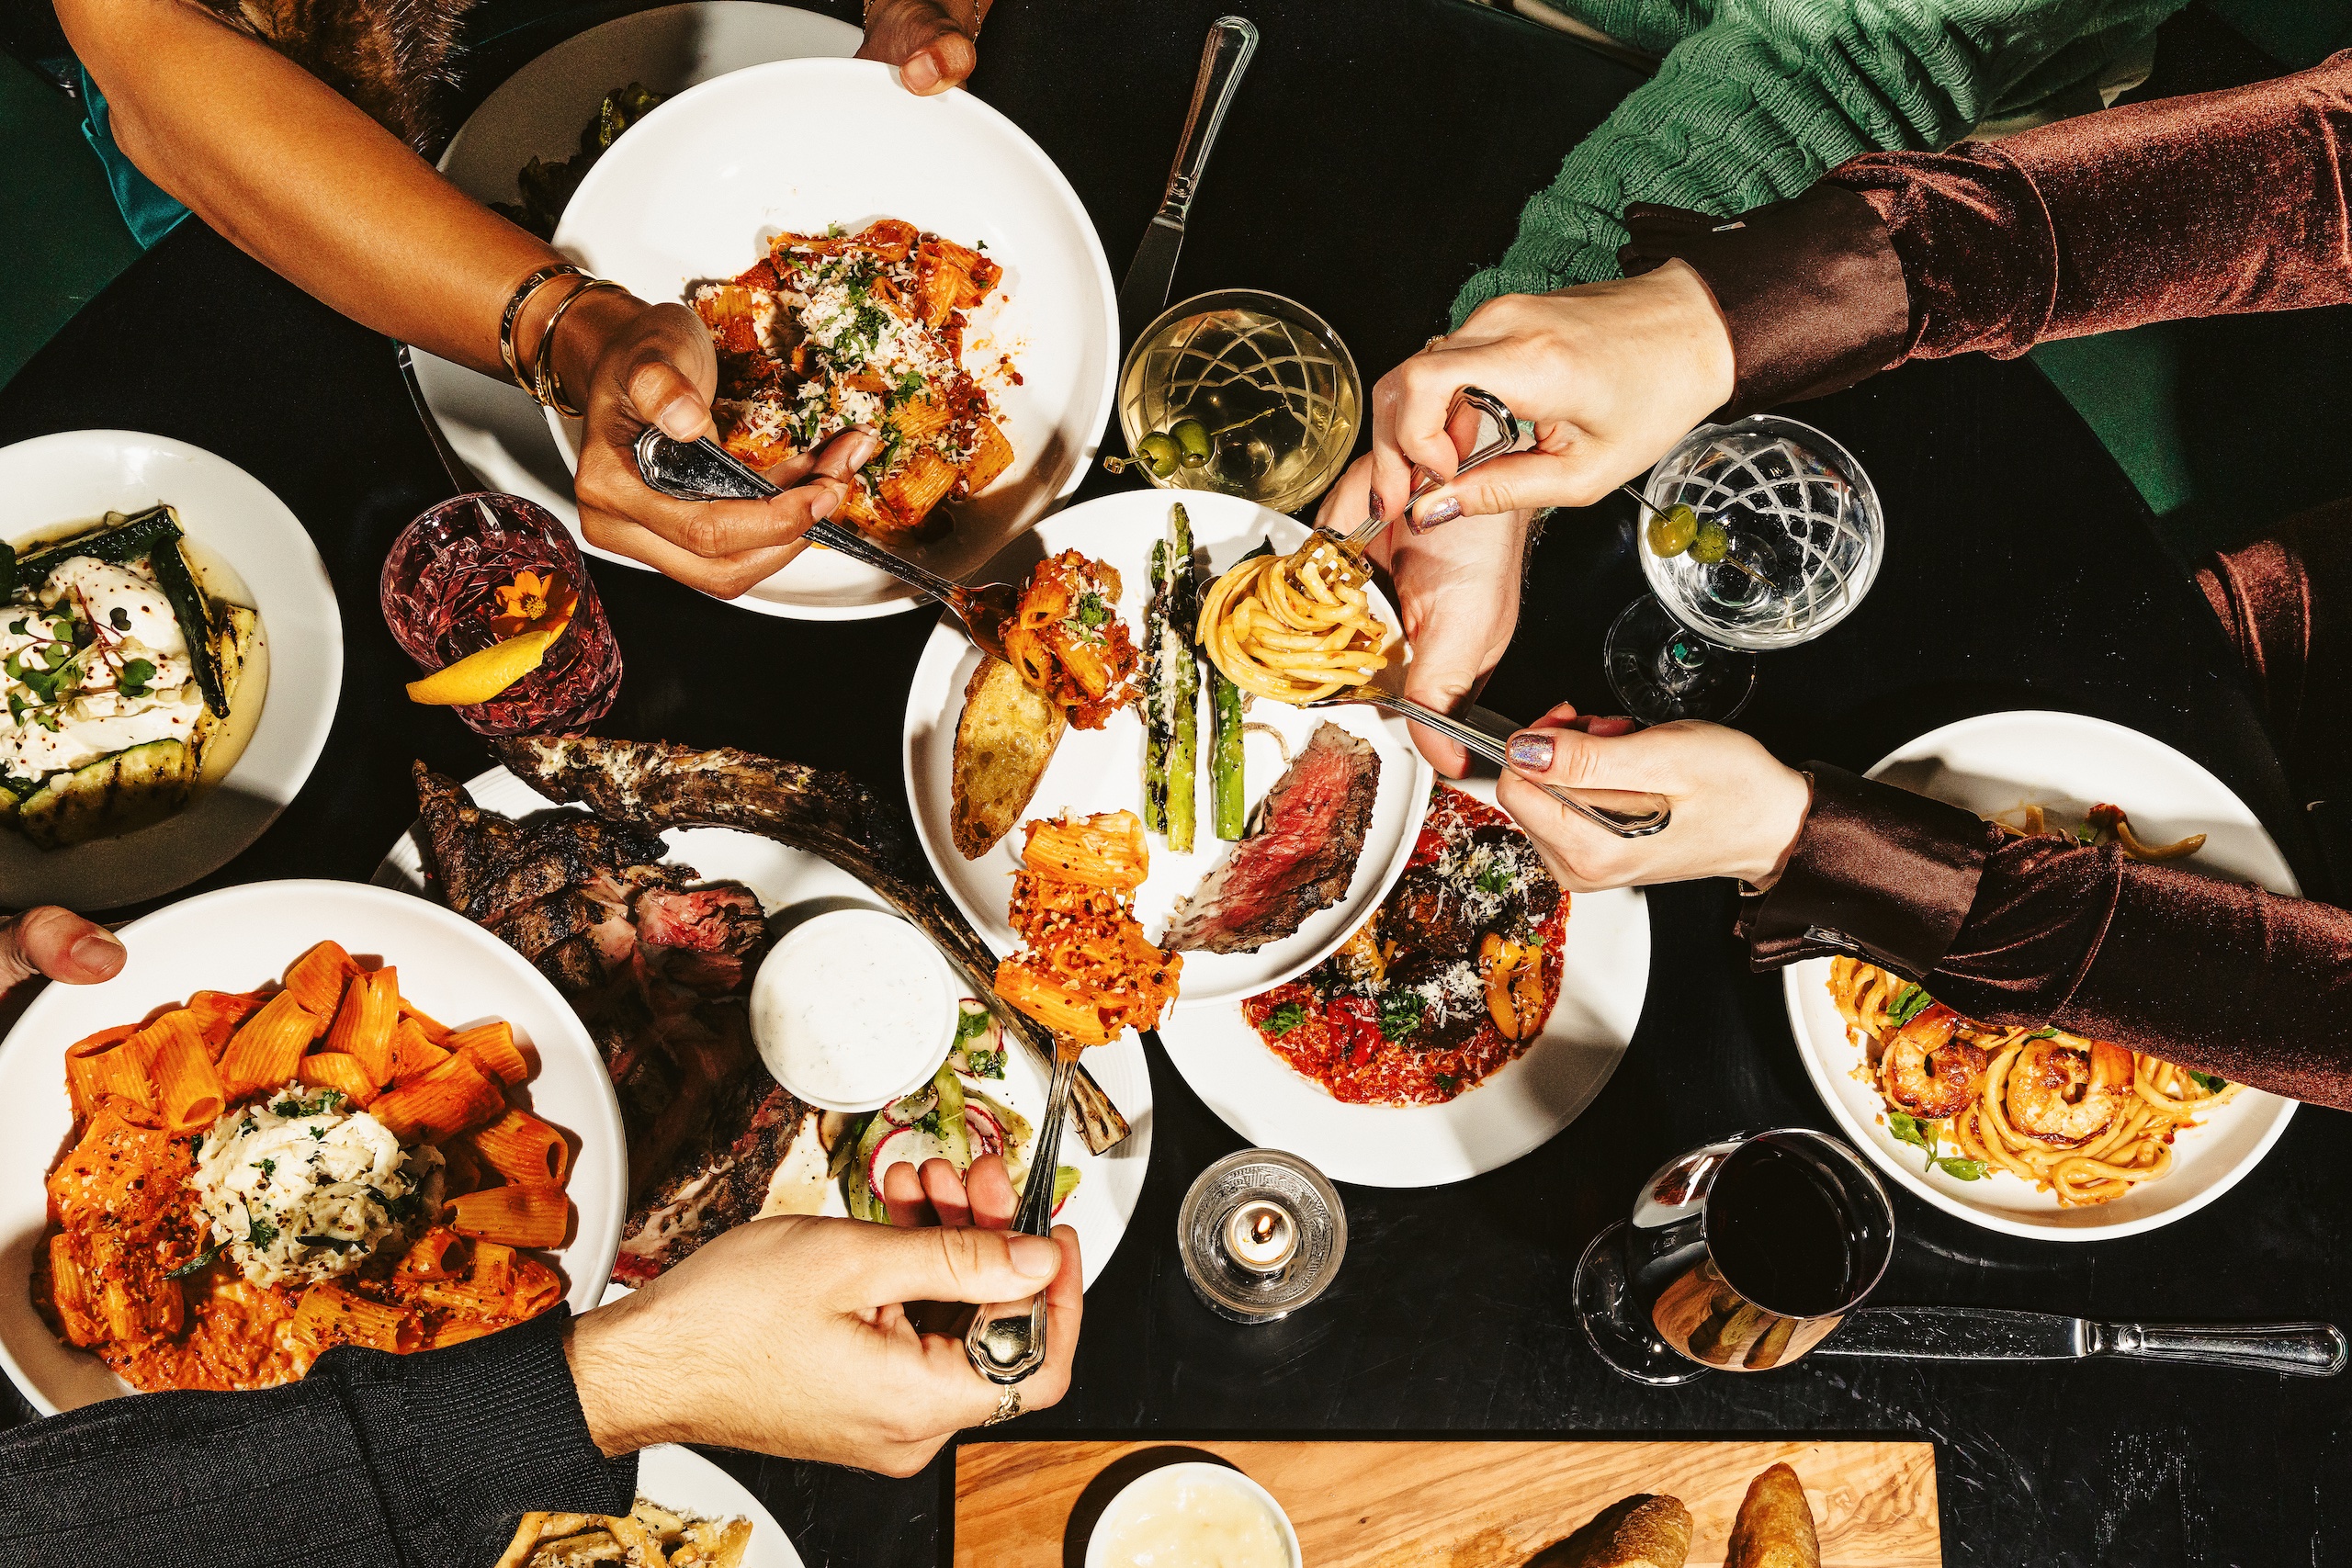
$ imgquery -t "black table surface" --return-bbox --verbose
[4,3,2348,1564]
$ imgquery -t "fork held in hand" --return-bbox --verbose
[633,431,1021,660]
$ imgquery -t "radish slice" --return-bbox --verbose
[865,1125,921,1195]
[880,1084,938,1127]
[964,1104,1004,1156]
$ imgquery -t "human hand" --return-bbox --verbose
[1317,456,1528,776]
[881,1152,1018,1230]
[1364,262,1735,525]
[0,908,125,995]
[565,1213,1080,1473]
[1494,706,1810,891]
[558,289,884,599]
[858,0,985,95]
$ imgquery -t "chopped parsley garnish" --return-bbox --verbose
[1885,985,1935,1027]
[256,1158,275,1181]
[1377,989,1427,1041]
[245,1216,278,1249]
[1072,592,1109,631]
[1475,863,1515,897]
[1264,1001,1307,1037]
[269,1090,345,1117]
[1433,1072,1460,1092]
[310,1126,326,1140]
[165,1240,222,1278]
[963,1047,1006,1079]
[912,1107,945,1139]
[955,1009,994,1043]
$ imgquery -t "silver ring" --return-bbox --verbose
[981,1383,1023,1427]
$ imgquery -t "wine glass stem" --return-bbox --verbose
[1657,630,1713,695]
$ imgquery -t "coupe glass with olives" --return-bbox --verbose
[1111,288,1361,515]
[1602,415,1883,723]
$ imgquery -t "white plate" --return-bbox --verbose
[1156,775,1647,1187]
[633,1444,804,1568]
[0,879,625,1415]
[374,768,1148,1288]
[902,491,1436,1008]
[0,431,341,910]
[413,3,863,531]
[546,55,1117,619]
[1783,710,2301,1241]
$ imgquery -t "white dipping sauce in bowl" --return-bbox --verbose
[1086,1462,1300,1568]
[751,908,956,1111]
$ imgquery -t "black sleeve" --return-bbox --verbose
[0,1305,636,1568]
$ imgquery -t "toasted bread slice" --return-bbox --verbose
[950,656,1064,859]
[1525,1494,1691,1568]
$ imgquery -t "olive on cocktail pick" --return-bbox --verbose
[1645,503,1699,558]
[1170,418,1214,468]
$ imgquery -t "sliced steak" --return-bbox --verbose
[613,1069,808,1284]
[1163,721,1381,954]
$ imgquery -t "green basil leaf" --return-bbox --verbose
[1886,985,1936,1027]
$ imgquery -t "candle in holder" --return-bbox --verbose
[1178,1149,1345,1324]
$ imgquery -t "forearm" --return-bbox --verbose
[1623,50,2352,411]
[59,0,638,385]
[0,1309,630,1566]
[1450,0,2134,325]
[1744,769,2352,1111]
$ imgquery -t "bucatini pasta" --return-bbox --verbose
[31,939,577,1393]
[1197,536,1392,704]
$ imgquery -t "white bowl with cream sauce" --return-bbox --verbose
[1085,1462,1301,1568]
[749,908,958,1111]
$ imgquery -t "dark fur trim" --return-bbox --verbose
[199,0,475,150]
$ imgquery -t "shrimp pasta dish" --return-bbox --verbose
[693,218,1012,542]
[33,940,575,1392]
[1828,957,2241,1206]
[1197,537,1390,704]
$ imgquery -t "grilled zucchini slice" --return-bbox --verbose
[17,739,194,849]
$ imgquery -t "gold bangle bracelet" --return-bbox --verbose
[532,276,630,418]
[498,263,587,391]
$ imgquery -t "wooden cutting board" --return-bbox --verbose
[954,1438,1939,1567]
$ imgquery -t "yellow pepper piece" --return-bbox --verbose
[404,620,570,705]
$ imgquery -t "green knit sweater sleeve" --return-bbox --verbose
[1450,0,2184,327]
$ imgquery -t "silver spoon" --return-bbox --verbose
[634,431,1022,661]
[1302,688,1670,838]
[963,1040,1082,1384]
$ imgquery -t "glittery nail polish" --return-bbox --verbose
[1507,731,1555,771]
[1411,496,1464,535]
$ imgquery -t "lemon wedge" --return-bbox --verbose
[405,620,570,706]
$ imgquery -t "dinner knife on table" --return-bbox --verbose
[1119,16,1259,336]
[1817,1306,2347,1376]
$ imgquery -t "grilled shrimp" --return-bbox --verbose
[2007,1035,2134,1144]
[1882,1003,1990,1120]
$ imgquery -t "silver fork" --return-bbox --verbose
[963,1042,1081,1384]
[634,431,1022,661]
[1305,688,1671,838]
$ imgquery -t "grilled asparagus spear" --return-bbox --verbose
[1143,504,1202,851]
[1207,537,1272,840]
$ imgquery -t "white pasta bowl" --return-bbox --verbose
[0,879,624,1414]
[1783,710,2301,1241]
[547,56,1118,619]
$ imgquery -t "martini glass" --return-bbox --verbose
[1604,415,1883,723]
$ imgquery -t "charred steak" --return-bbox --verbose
[1162,721,1381,954]
[410,762,800,1282]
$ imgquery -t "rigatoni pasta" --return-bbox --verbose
[31,941,579,1395]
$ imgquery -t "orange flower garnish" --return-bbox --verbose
[489,569,578,637]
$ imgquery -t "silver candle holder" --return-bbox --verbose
[1178,1148,1346,1323]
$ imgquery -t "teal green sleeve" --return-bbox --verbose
[1450,0,2184,326]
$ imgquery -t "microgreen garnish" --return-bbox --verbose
[1265,1001,1306,1037]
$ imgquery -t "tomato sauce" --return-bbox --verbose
[1241,784,1568,1107]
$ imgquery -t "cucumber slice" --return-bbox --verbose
[16,739,193,849]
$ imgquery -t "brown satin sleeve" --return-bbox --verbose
[1622,51,2352,414]
[1928,839,2352,1112]
[1738,765,1997,973]
[1620,188,1909,416]
[2198,496,2352,800]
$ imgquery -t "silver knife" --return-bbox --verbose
[1818,1305,2347,1376]
[1119,16,1259,333]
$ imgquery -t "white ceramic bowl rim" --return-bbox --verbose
[750,907,957,1111]
[1083,1461,1302,1568]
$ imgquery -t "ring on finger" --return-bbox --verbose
[980,1384,1023,1427]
